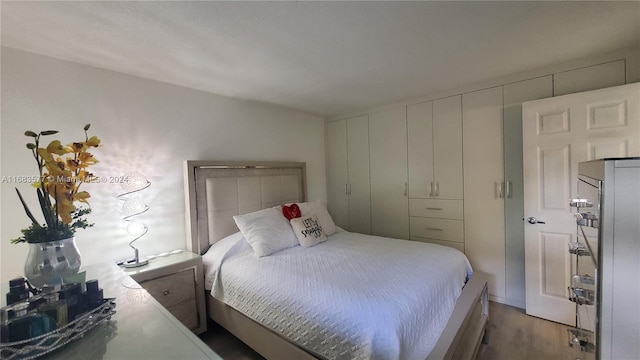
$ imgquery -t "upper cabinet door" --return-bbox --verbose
[407,96,463,200]
[346,115,371,235]
[326,119,349,229]
[433,95,463,199]
[369,107,409,239]
[407,101,434,198]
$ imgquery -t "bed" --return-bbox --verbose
[184,161,489,360]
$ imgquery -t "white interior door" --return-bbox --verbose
[523,83,640,324]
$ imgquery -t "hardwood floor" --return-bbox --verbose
[199,301,581,360]
[199,321,264,360]
[476,302,581,360]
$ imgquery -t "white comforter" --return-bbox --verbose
[203,230,472,360]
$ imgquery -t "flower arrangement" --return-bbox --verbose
[11,124,101,244]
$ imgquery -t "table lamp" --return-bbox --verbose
[118,172,150,268]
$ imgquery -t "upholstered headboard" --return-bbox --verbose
[184,161,306,255]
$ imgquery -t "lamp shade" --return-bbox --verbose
[122,198,148,217]
[120,172,150,193]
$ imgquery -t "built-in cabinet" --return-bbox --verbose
[369,107,409,239]
[407,95,463,199]
[326,58,631,307]
[326,115,371,234]
[408,95,464,252]
[502,76,553,307]
[463,86,506,299]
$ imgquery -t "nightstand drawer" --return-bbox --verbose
[167,297,198,330]
[141,269,196,308]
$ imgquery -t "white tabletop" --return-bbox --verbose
[42,261,222,359]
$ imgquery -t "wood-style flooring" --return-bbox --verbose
[199,301,580,360]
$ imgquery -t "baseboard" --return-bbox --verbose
[488,294,525,310]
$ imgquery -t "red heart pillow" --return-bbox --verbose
[282,203,301,220]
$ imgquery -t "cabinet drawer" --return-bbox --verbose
[167,297,198,331]
[140,269,196,308]
[411,236,465,252]
[409,199,463,220]
[410,217,464,242]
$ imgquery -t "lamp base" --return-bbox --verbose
[122,258,149,268]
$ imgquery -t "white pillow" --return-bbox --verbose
[233,208,298,257]
[298,202,337,236]
[290,215,327,248]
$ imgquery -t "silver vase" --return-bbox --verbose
[24,237,81,288]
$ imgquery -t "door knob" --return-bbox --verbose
[527,217,546,224]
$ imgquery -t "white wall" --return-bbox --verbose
[0,48,327,299]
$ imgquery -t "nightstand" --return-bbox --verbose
[123,251,207,334]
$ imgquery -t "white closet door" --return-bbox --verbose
[347,115,371,234]
[433,95,463,199]
[463,86,506,299]
[407,101,434,199]
[327,120,349,229]
[370,107,409,239]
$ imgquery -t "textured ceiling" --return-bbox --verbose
[1,1,639,117]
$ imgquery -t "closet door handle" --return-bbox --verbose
[426,227,444,231]
[345,183,348,195]
[425,207,443,211]
[435,182,439,197]
[429,182,434,197]
[348,183,352,195]
[505,181,512,199]
[404,183,408,197]
[496,182,505,199]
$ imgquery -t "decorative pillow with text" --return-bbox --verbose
[290,215,327,248]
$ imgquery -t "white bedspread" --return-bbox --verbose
[203,230,472,360]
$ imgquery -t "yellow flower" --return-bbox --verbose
[14,124,100,243]
[73,191,90,204]
[37,148,53,163]
[46,140,69,156]
[70,142,86,153]
[66,158,80,172]
[86,136,101,147]
[78,152,98,167]
[55,194,76,224]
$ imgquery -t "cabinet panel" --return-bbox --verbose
[167,297,199,331]
[407,101,434,198]
[463,86,506,299]
[503,76,553,308]
[410,217,464,242]
[554,60,625,97]
[410,236,465,252]
[433,95,463,199]
[327,120,349,229]
[369,107,409,239]
[407,95,463,200]
[347,115,371,234]
[409,199,463,220]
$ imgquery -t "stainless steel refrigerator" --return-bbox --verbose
[569,157,640,360]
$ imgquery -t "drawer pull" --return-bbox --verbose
[426,227,444,231]
[425,207,443,211]
[163,290,170,296]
